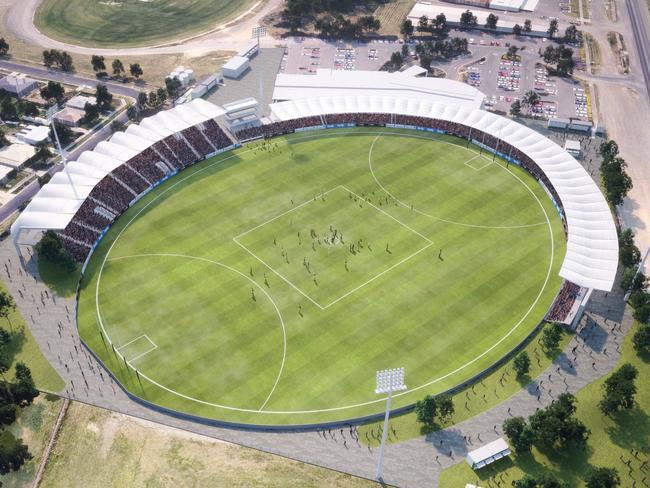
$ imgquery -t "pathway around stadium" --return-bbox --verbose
[0,239,630,487]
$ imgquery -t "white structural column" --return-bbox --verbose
[375,367,406,481]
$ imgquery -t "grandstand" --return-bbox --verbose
[11,78,618,326]
[11,98,235,261]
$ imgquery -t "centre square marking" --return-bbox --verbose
[233,185,433,309]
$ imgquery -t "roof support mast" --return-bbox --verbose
[47,104,79,200]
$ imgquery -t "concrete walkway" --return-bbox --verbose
[0,239,631,487]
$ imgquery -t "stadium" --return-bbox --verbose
[10,76,618,427]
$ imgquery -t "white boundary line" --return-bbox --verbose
[91,128,557,415]
[368,133,546,230]
[234,185,433,309]
[128,339,158,364]
[116,334,149,351]
[100,253,287,413]
[464,154,493,171]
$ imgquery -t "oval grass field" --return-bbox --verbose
[35,0,255,48]
[77,128,566,425]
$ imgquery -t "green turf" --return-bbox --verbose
[439,321,650,487]
[77,128,566,425]
[0,280,64,393]
[358,322,572,446]
[34,0,254,48]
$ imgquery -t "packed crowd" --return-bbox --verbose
[547,281,582,322]
[111,165,149,195]
[126,147,170,183]
[323,113,391,126]
[60,118,237,262]
[202,120,232,150]
[182,126,214,156]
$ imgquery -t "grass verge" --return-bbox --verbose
[439,321,649,487]
[358,323,572,446]
[39,401,376,487]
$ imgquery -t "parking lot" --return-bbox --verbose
[280,39,397,74]
[444,31,588,120]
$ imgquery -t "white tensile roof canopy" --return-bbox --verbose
[10,99,225,236]
[10,86,617,292]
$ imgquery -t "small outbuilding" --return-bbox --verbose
[0,144,36,169]
[0,73,39,99]
[53,107,85,127]
[564,139,582,158]
[466,438,511,470]
[66,95,97,111]
[16,125,50,146]
[222,56,250,79]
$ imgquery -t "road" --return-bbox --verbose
[0,59,139,98]
[626,0,650,103]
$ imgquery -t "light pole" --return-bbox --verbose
[375,367,406,481]
[46,104,78,199]
[251,26,267,102]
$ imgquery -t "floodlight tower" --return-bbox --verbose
[251,26,267,102]
[47,104,78,199]
[374,367,406,481]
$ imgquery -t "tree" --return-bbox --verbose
[110,120,125,133]
[523,89,540,108]
[503,416,535,452]
[165,77,182,99]
[507,45,520,59]
[514,475,538,488]
[0,98,18,121]
[0,292,16,329]
[418,15,429,33]
[601,155,632,205]
[18,100,39,117]
[437,395,454,420]
[59,51,74,71]
[600,363,638,416]
[435,13,447,31]
[387,51,404,71]
[415,395,437,427]
[95,84,112,111]
[0,430,31,475]
[485,13,499,29]
[148,91,158,108]
[541,322,563,351]
[14,363,33,386]
[460,10,477,28]
[565,25,579,43]
[137,92,148,109]
[513,351,531,377]
[49,122,73,147]
[529,393,589,448]
[126,104,138,120]
[0,38,9,56]
[548,19,558,38]
[585,467,620,488]
[509,100,522,116]
[619,228,641,268]
[129,63,143,79]
[400,19,414,39]
[513,23,523,35]
[39,81,65,103]
[0,404,16,426]
[600,140,619,161]
[632,323,650,353]
[34,230,75,272]
[112,59,125,77]
[524,19,532,33]
[91,55,106,72]
[156,87,168,105]
[83,102,100,124]
[42,49,54,68]
[621,269,646,294]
